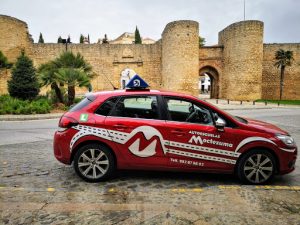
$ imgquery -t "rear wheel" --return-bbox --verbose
[237,149,276,184]
[73,144,115,182]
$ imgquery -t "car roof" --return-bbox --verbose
[92,89,195,99]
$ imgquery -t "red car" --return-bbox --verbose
[54,79,297,184]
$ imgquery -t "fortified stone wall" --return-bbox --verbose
[262,43,300,100]
[1,15,300,100]
[219,20,264,100]
[30,43,162,93]
[162,20,199,96]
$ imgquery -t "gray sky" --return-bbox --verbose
[1,0,299,45]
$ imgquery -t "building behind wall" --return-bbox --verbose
[0,15,299,100]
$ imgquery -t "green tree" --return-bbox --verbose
[8,50,40,100]
[55,68,91,105]
[0,51,13,71]
[274,49,294,100]
[134,26,142,44]
[38,33,44,43]
[80,34,84,43]
[37,62,64,103]
[57,36,63,43]
[199,36,206,47]
[38,52,93,105]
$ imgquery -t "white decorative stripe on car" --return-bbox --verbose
[166,148,236,164]
[166,141,240,158]
[235,137,277,152]
[280,147,296,153]
[70,125,277,166]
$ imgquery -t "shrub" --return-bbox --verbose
[8,50,40,100]
[0,95,52,115]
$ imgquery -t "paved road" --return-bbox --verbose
[0,108,299,224]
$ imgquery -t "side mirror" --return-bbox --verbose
[215,117,226,132]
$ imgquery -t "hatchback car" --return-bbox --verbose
[54,89,297,184]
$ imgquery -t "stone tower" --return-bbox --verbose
[0,15,32,61]
[219,20,264,100]
[161,20,199,96]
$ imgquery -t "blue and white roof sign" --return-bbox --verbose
[126,74,149,89]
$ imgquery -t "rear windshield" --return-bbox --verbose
[69,95,95,112]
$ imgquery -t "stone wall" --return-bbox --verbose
[161,20,199,96]
[1,14,300,100]
[262,43,300,100]
[219,20,264,100]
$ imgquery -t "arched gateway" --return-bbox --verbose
[199,66,219,99]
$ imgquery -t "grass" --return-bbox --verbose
[255,99,300,105]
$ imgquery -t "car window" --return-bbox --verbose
[112,96,159,119]
[165,97,213,125]
[69,97,94,112]
[95,97,118,116]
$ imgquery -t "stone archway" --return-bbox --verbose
[199,66,219,99]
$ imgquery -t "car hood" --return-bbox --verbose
[243,118,288,135]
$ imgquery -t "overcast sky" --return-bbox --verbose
[1,0,299,45]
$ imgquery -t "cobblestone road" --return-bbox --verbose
[0,108,299,224]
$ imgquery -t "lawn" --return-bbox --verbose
[256,99,300,105]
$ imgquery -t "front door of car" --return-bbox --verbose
[163,97,241,171]
[104,95,169,169]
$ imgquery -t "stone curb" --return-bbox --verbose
[0,113,64,121]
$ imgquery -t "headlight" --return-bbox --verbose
[276,134,295,147]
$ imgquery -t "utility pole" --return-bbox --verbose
[244,0,246,21]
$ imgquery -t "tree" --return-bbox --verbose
[134,26,142,44]
[57,36,63,43]
[8,50,40,100]
[0,51,13,71]
[274,49,294,100]
[102,34,109,44]
[37,62,64,103]
[38,52,93,105]
[199,36,206,47]
[55,68,91,105]
[38,33,44,43]
[80,34,84,43]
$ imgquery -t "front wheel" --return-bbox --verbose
[237,149,276,184]
[73,144,115,182]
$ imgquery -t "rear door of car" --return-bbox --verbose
[104,94,170,169]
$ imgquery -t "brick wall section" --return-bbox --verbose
[219,20,264,100]
[262,43,300,100]
[29,43,162,94]
[161,20,199,96]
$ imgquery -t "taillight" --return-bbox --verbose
[58,116,79,132]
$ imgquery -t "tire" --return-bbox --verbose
[73,143,115,182]
[237,149,276,184]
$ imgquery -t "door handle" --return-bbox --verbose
[113,124,128,131]
[171,129,185,136]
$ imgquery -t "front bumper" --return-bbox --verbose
[278,146,297,175]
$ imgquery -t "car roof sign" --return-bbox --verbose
[126,74,149,89]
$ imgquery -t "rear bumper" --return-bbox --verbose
[53,130,72,165]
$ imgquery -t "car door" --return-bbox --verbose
[163,96,243,171]
[104,95,170,169]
